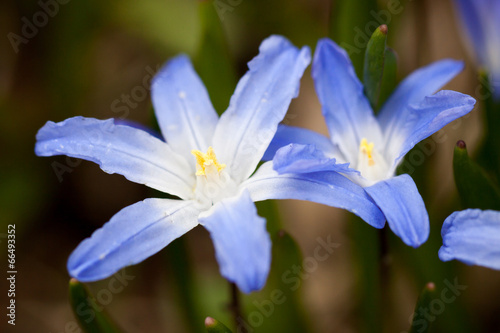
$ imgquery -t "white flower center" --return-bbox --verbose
[356,138,389,184]
[191,147,237,208]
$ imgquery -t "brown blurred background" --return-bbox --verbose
[1,0,499,332]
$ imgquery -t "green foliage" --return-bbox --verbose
[69,279,122,333]
[477,71,500,180]
[241,230,308,333]
[114,0,199,54]
[409,282,436,333]
[330,0,379,77]
[165,237,206,333]
[349,217,383,333]
[362,24,398,113]
[376,47,398,110]
[195,1,237,114]
[205,317,233,333]
[363,24,388,111]
[453,140,500,210]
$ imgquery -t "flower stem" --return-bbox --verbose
[350,217,383,333]
[229,282,243,332]
[378,227,390,284]
[477,71,500,181]
[378,227,390,332]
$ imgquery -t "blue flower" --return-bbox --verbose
[267,38,476,248]
[453,0,500,99]
[439,209,500,270]
[35,36,384,293]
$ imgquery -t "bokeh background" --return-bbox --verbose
[1,0,499,332]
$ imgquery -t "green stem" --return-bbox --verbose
[377,227,391,332]
[350,217,383,333]
[477,71,500,182]
[229,282,243,332]
[409,282,436,333]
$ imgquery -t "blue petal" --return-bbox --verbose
[212,35,311,183]
[454,0,488,64]
[483,1,500,100]
[393,90,476,163]
[453,0,500,100]
[199,190,271,293]
[272,143,357,175]
[242,162,385,228]
[312,38,382,162]
[365,174,429,247]
[113,119,164,140]
[152,55,219,167]
[263,124,339,161]
[68,199,200,281]
[35,117,194,199]
[378,59,464,149]
[439,209,500,269]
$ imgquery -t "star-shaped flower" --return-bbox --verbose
[35,36,383,292]
[267,38,476,247]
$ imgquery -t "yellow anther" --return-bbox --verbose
[191,146,226,176]
[359,138,375,166]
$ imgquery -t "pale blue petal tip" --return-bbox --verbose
[200,190,271,293]
[440,209,500,270]
[365,175,429,247]
[67,199,199,281]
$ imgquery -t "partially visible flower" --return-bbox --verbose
[439,209,500,270]
[267,38,476,247]
[453,0,500,99]
[35,36,384,293]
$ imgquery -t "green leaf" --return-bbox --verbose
[409,282,436,333]
[453,140,500,210]
[476,70,500,179]
[363,24,388,110]
[329,0,379,77]
[205,317,233,333]
[69,279,122,333]
[376,47,398,110]
[241,230,308,332]
[113,0,199,55]
[255,200,282,236]
[165,237,205,333]
[195,1,237,115]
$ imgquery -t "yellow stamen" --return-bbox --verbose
[359,138,375,166]
[191,146,226,176]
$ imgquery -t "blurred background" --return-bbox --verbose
[1,0,499,332]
